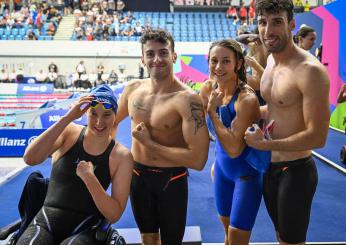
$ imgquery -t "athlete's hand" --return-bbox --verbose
[245,56,258,68]
[207,90,224,114]
[244,124,266,150]
[132,122,152,146]
[65,96,93,121]
[76,160,95,181]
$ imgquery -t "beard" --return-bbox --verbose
[148,67,170,80]
[261,35,289,54]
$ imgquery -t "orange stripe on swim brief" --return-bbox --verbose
[170,171,187,182]
[132,169,140,176]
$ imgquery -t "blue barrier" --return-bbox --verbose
[40,109,87,128]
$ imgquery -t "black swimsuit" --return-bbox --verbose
[263,156,318,243]
[17,127,115,245]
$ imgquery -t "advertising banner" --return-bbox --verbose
[0,129,45,157]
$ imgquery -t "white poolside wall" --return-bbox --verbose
[0,41,211,78]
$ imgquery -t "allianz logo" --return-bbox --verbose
[0,138,27,146]
[0,136,37,146]
[49,115,62,122]
[22,86,48,92]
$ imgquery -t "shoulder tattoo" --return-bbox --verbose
[188,102,205,134]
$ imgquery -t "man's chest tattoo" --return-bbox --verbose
[133,100,149,112]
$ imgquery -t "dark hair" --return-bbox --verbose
[140,28,175,53]
[293,25,315,44]
[256,0,294,22]
[208,39,247,86]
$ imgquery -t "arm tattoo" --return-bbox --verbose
[188,102,205,134]
[133,100,148,112]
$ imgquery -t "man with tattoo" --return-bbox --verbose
[244,0,330,244]
[114,29,210,245]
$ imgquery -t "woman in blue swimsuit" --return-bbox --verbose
[200,39,268,245]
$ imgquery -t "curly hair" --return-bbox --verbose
[256,0,294,22]
[208,39,247,88]
[140,28,175,53]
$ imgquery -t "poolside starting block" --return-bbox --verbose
[117,226,202,245]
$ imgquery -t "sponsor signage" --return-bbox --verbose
[17,84,54,94]
[0,129,45,157]
[40,109,87,128]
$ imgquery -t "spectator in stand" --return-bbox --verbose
[46,23,56,36]
[108,0,116,15]
[73,0,80,10]
[134,21,143,36]
[94,20,104,40]
[120,14,130,25]
[0,16,7,28]
[248,4,256,25]
[35,9,43,29]
[85,26,94,41]
[303,0,311,12]
[126,11,135,23]
[9,68,17,83]
[226,5,239,25]
[0,69,9,83]
[25,13,33,27]
[47,6,62,25]
[48,62,58,73]
[36,69,48,83]
[74,25,84,40]
[204,0,215,5]
[121,25,134,37]
[116,0,125,16]
[294,0,304,12]
[76,60,86,80]
[27,29,38,40]
[63,0,72,15]
[138,62,144,79]
[0,1,5,15]
[97,63,105,84]
[16,68,24,83]
[294,0,303,6]
[47,70,58,84]
[101,1,109,14]
[173,0,184,5]
[117,68,125,83]
[109,70,118,84]
[144,20,151,31]
[239,2,248,24]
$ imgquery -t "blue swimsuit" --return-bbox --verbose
[208,89,268,231]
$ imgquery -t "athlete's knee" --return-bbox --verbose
[219,216,230,234]
[141,233,160,245]
[228,226,251,245]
